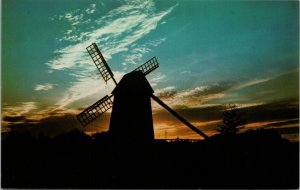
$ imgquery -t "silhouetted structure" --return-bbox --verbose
[76,43,208,144]
[110,71,154,143]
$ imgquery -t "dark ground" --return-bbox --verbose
[1,128,299,189]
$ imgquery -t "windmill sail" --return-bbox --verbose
[150,94,209,139]
[86,43,117,85]
[133,57,159,76]
[77,95,113,127]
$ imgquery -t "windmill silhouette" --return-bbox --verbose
[77,43,208,143]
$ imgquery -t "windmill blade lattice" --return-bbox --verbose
[86,43,117,84]
[133,57,159,76]
[77,95,114,127]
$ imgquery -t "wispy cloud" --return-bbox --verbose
[85,4,96,14]
[154,75,285,109]
[124,38,166,66]
[155,86,176,94]
[148,72,166,87]
[46,42,90,71]
[2,102,38,127]
[209,71,299,104]
[3,102,37,117]
[152,71,296,113]
[55,70,125,109]
[155,84,227,109]
[34,83,54,91]
[45,0,177,111]
[53,8,84,25]
[233,78,271,90]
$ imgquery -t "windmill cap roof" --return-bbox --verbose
[112,71,154,95]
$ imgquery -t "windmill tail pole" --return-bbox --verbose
[150,94,209,140]
[112,76,118,86]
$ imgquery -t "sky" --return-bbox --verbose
[2,0,299,141]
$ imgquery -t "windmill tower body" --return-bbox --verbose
[109,71,154,143]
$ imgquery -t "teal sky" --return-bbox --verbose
[2,0,299,139]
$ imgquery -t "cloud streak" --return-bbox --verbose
[85,4,96,14]
[155,83,230,109]
[154,70,298,110]
[2,102,38,128]
[34,83,54,91]
[44,0,177,112]
[3,102,37,117]
[124,38,166,66]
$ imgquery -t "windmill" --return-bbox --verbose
[77,43,209,143]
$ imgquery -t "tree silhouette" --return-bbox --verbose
[216,104,246,136]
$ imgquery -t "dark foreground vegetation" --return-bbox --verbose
[2,128,299,189]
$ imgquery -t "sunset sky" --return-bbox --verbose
[2,0,299,140]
